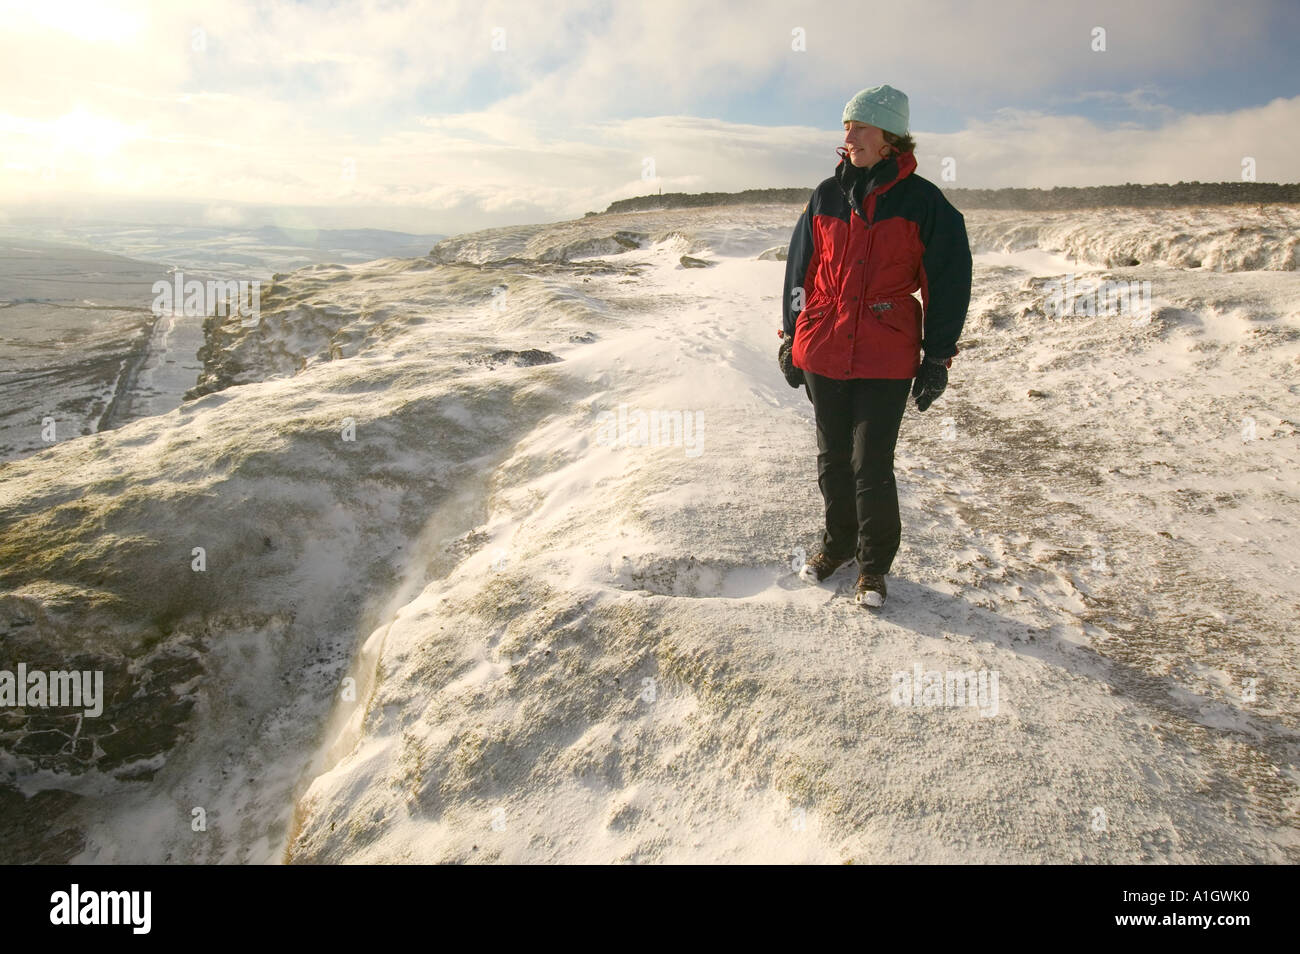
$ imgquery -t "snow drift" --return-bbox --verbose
[965,204,1300,271]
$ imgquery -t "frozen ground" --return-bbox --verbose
[0,240,187,459]
[1,203,1296,863]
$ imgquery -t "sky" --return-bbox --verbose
[1,0,1298,235]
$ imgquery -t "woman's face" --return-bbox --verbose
[843,120,889,167]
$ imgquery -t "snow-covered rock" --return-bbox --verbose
[966,205,1300,271]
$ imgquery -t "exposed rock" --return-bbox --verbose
[0,786,86,864]
[475,349,562,369]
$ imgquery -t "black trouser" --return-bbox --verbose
[802,370,911,574]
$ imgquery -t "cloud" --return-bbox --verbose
[0,0,1294,231]
[921,95,1300,188]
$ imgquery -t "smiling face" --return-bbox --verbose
[843,120,890,167]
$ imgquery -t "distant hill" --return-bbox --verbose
[600,180,1300,215]
[248,225,446,257]
[0,220,447,281]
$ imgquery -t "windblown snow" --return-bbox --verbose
[1,202,1297,864]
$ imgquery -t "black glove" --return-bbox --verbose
[911,355,948,411]
[778,334,803,388]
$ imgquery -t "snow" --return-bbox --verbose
[0,240,216,457]
[129,309,206,419]
[1,203,1297,863]
[967,205,1300,271]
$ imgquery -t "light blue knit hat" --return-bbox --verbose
[842,84,909,137]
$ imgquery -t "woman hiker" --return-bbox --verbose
[778,84,972,607]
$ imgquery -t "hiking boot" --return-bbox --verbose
[799,549,854,583]
[855,570,887,607]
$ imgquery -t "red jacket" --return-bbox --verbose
[782,147,971,379]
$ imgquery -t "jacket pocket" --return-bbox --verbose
[796,298,831,332]
[876,297,921,342]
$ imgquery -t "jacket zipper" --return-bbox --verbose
[838,173,870,320]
